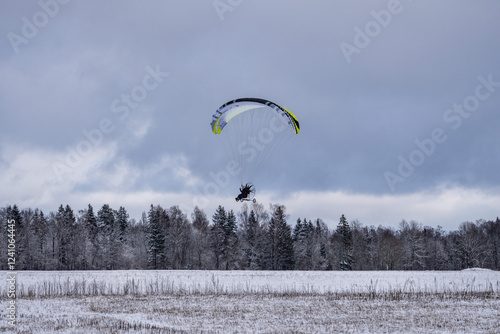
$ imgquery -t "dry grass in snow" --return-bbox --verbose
[1,270,499,333]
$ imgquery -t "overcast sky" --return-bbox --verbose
[1,0,499,230]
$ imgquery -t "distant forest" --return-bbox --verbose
[2,203,499,271]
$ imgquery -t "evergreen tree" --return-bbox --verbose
[6,205,22,230]
[336,214,354,270]
[115,206,129,244]
[113,206,130,268]
[484,218,500,270]
[265,204,294,270]
[98,204,120,270]
[210,205,227,269]
[54,205,76,270]
[32,210,49,270]
[65,205,78,269]
[146,205,166,269]
[46,211,59,270]
[293,218,315,270]
[224,210,239,269]
[83,204,100,269]
[350,220,371,270]
[292,218,303,241]
[19,208,35,269]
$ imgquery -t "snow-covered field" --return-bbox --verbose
[2,269,499,333]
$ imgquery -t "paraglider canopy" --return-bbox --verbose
[211,97,300,135]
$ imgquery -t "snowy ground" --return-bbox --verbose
[2,269,499,333]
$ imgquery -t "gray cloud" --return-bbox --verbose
[1,0,499,229]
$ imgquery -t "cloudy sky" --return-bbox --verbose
[1,0,499,230]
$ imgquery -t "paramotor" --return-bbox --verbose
[210,97,300,201]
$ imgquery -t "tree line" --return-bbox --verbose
[1,203,499,271]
